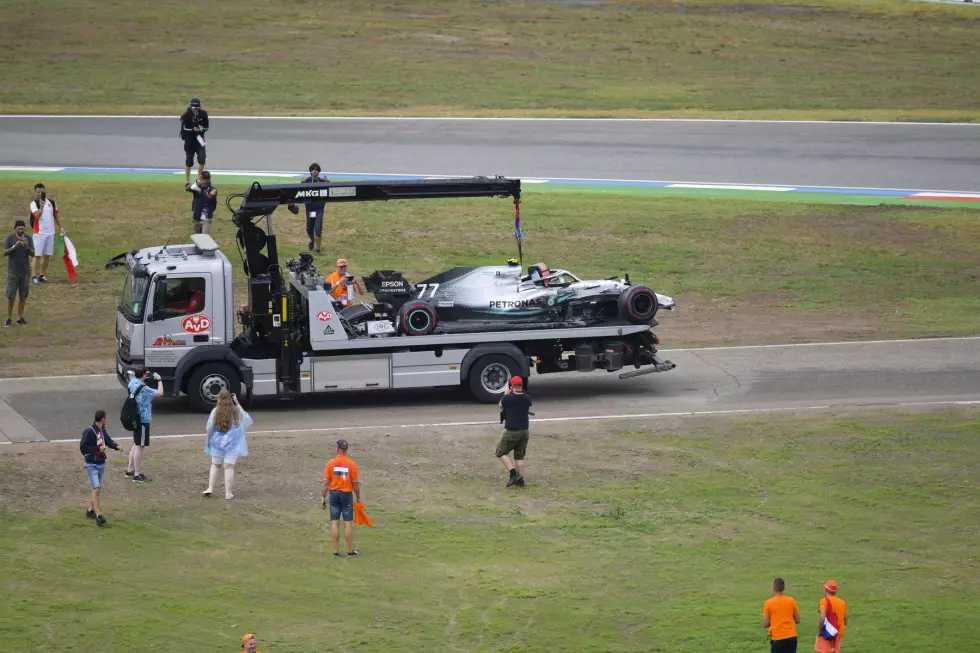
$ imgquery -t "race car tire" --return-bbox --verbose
[397,300,438,336]
[468,354,520,403]
[618,285,658,324]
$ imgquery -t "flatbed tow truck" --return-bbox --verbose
[110,177,675,412]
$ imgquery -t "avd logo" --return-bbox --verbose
[181,314,212,334]
[317,311,333,322]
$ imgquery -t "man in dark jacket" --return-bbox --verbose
[288,162,329,254]
[80,410,123,526]
[180,98,210,184]
[496,376,532,487]
[185,170,218,234]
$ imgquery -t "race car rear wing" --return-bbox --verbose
[230,176,522,222]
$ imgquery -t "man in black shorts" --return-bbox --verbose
[180,98,210,184]
[496,375,532,487]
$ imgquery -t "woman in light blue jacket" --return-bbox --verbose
[203,389,252,500]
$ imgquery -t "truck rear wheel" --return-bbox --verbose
[468,354,519,403]
[187,363,241,413]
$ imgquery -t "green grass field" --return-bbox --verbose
[2,0,978,119]
[1,178,978,376]
[1,408,978,652]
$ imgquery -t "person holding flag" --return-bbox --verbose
[814,580,848,653]
[29,183,66,284]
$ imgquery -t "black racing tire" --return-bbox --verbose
[618,285,658,324]
[397,300,438,336]
[467,354,520,403]
[187,363,241,413]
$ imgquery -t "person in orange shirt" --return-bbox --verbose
[321,439,361,557]
[240,633,260,653]
[763,577,801,653]
[325,258,362,307]
[816,580,848,653]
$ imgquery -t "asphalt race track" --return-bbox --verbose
[0,117,977,444]
[1,116,979,191]
[2,337,978,443]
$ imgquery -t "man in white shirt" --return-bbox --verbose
[29,183,66,284]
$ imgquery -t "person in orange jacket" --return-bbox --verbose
[240,633,260,653]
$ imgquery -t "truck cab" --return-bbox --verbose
[114,234,242,405]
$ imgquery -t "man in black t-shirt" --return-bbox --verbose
[180,98,210,184]
[496,375,532,487]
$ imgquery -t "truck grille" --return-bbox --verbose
[118,334,133,362]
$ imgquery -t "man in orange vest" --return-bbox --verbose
[326,258,362,307]
[321,439,362,557]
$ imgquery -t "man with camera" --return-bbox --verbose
[4,219,34,328]
[287,162,329,255]
[326,258,362,308]
[180,98,210,185]
[125,366,164,483]
[496,376,532,488]
[28,183,66,284]
[185,169,218,235]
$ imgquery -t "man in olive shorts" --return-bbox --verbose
[4,219,34,327]
[496,375,532,487]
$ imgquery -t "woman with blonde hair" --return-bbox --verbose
[202,390,252,500]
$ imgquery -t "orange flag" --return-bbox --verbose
[354,501,374,527]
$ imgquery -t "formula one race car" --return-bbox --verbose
[347,260,675,337]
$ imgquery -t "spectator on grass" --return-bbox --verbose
[185,169,218,235]
[496,375,532,488]
[125,366,163,483]
[203,389,252,500]
[180,98,209,184]
[762,577,800,653]
[4,219,34,327]
[240,633,261,653]
[321,439,362,557]
[288,162,329,255]
[326,258,362,307]
[29,183,66,284]
[79,409,124,527]
[815,580,848,653]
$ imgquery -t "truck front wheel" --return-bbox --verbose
[467,354,519,403]
[187,363,241,413]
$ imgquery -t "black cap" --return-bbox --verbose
[201,170,211,179]
[14,219,26,228]
[190,98,201,108]
[309,162,321,173]
[336,439,348,450]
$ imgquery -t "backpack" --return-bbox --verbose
[120,383,144,432]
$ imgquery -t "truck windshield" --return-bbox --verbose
[119,273,150,322]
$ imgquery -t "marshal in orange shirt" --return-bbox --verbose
[324,454,359,493]
[763,594,800,641]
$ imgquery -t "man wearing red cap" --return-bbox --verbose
[496,375,532,487]
[815,580,848,653]
[240,633,260,653]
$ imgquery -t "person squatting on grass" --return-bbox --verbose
[180,97,209,184]
[814,580,848,653]
[322,439,361,557]
[496,375,532,487]
[28,183,66,285]
[79,410,123,527]
[4,219,34,327]
[125,366,163,483]
[240,633,261,653]
[203,389,252,500]
[185,169,218,235]
[763,577,801,653]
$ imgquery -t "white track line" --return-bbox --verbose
[23,399,978,445]
[0,115,978,126]
[0,336,977,385]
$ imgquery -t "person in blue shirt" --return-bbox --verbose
[125,366,163,483]
[203,389,253,500]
